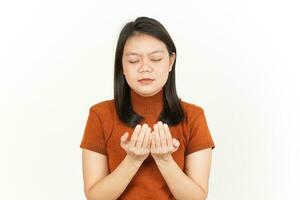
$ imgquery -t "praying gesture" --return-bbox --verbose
[120,121,180,164]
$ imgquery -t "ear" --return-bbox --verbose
[169,52,176,72]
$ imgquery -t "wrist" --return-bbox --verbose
[124,155,144,167]
[154,155,174,166]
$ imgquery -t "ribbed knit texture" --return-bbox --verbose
[131,89,163,117]
[80,88,215,200]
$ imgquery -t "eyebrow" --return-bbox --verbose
[124,50,164,56]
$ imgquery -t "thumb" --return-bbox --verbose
[172,138,180,150]
[120,132,129,147]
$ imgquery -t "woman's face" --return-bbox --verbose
[122,33,175,97]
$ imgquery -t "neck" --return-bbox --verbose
[130,89,164,117]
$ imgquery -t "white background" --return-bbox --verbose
[1,0,299,199]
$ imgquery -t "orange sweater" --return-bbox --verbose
[80,89,215,200]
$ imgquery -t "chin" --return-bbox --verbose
[139,88,162,96]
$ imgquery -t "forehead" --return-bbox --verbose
[123,34,167,56]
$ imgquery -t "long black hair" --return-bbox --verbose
[114,16,185,128]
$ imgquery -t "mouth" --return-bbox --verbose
[138,78,154,85]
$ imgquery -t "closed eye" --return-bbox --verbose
[129,61,139,63]
[128,59,162,63]
[152,59,162,62]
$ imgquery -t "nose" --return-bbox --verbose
[138,58,152,73]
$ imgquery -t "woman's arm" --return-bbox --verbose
[83,149,143,200]
[83,124,152,200]
[155,148,212,200]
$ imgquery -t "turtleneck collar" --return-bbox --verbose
[130,89,164,117]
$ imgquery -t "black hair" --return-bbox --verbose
[114,16,185,128]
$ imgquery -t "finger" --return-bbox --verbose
[147,133,153,150]
[145,132,152,153]
[120,132,129,148]
[163,123,173,148]
[157,121,167,148]
[136,124,148,148]
[142,127,151,149]
[172,138,180,150]
[154,124,161,148]
[129,124,142,147]
[151,131,156,151]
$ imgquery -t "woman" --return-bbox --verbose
[80,16,215,200]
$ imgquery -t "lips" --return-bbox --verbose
[139,78,154,81]
[138,78,154,84]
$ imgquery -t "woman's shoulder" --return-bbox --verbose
[179,100,209,128]
[180,99,205,117]
[88,98,115,116]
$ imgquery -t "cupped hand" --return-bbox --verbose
[150,121,180,162]
[120,124,153,163]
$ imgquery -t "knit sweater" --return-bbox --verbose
[80,89,215,200]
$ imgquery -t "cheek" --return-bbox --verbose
[122,60,133,75]
[159,61,171,73]
[156,69,170,83]
[122,66,136,82]
[122,66,127,76]
[122,65,132,76]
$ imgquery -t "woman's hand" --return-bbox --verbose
[120,124,153,163]
[150,121,180,162]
